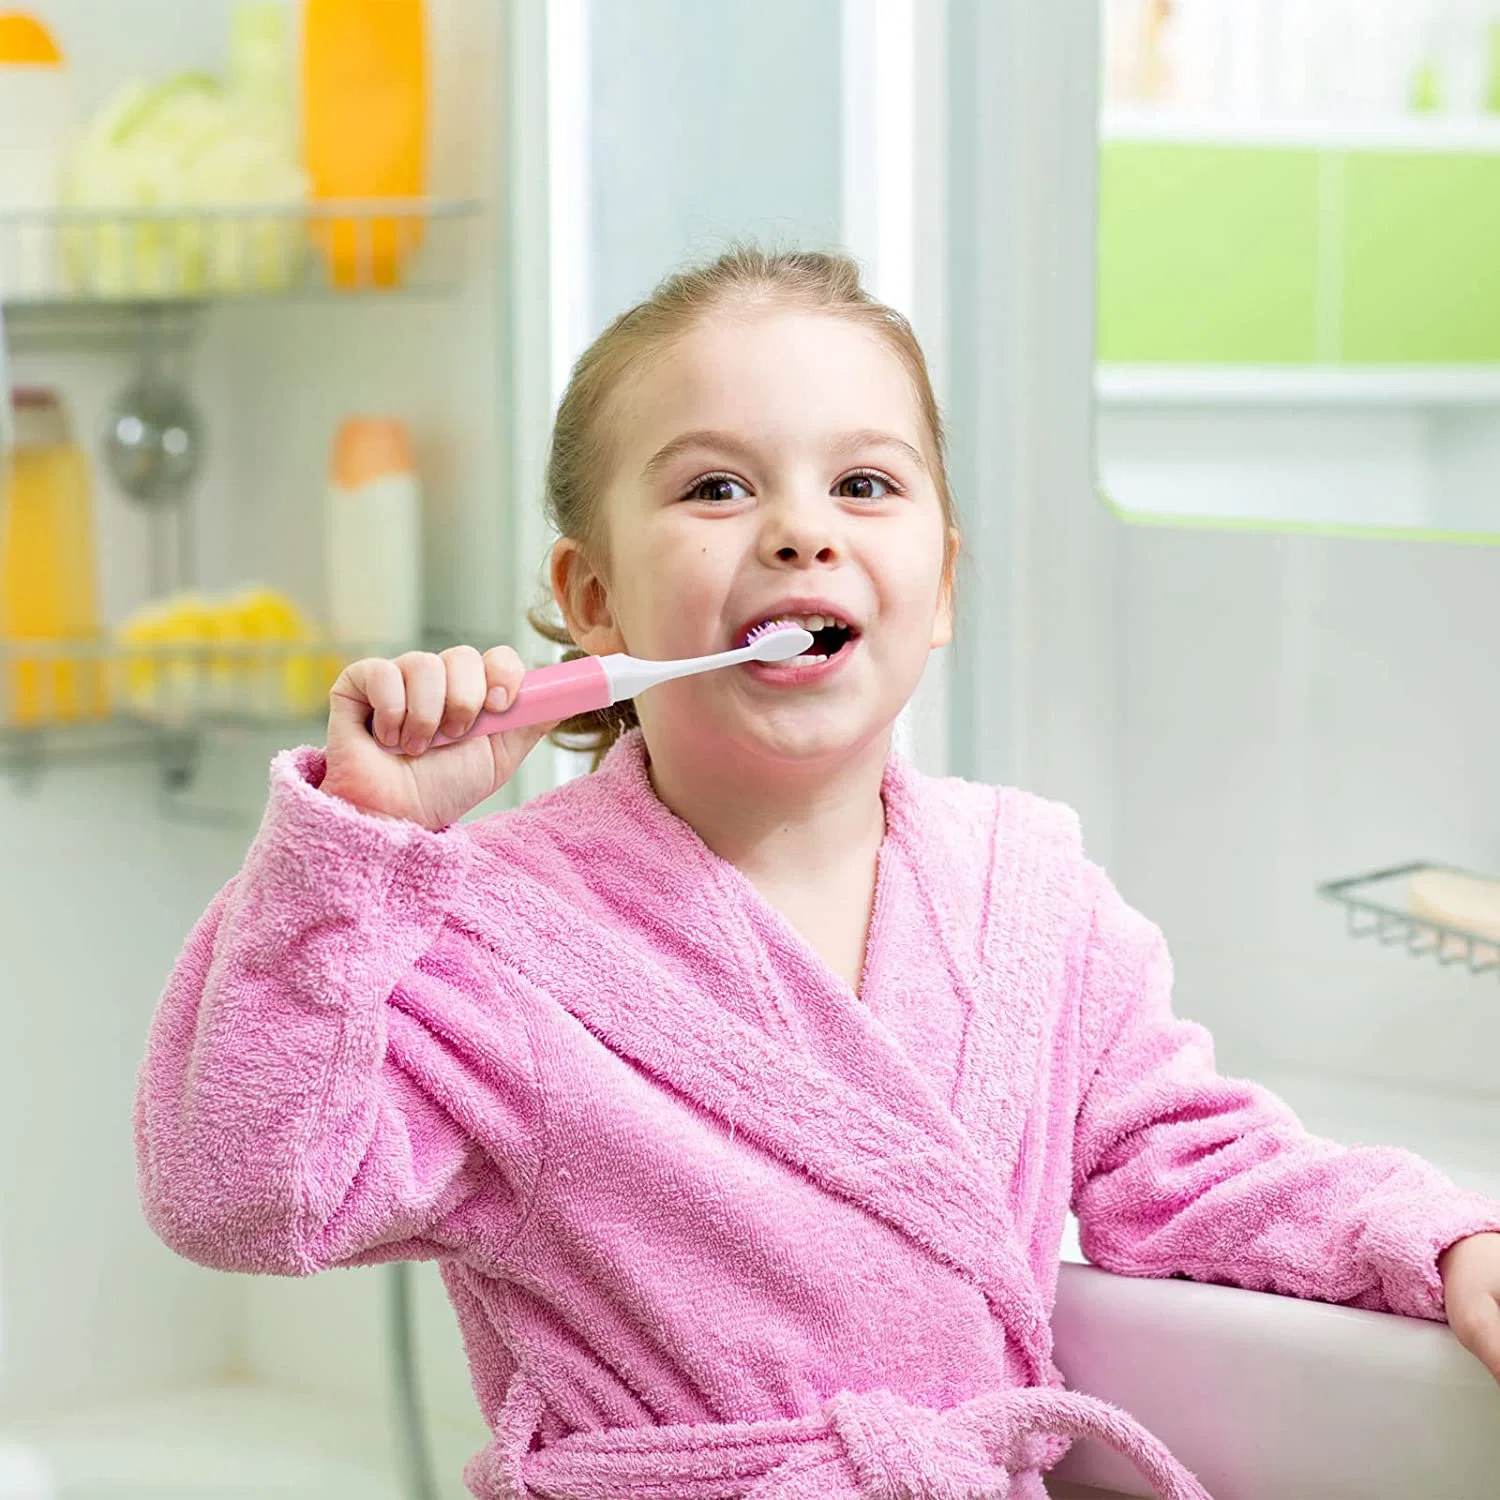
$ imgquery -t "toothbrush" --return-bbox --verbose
[375,620,815,751]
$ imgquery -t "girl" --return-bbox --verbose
[136,248,1500,1500]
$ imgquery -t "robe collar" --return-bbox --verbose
[455,729,1062,1386]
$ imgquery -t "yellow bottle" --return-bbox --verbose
[1,389,107,724]
[302,0,428,289]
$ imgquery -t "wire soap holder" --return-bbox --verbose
[1319,863,1500,979]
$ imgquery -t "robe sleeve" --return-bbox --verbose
[1069,863,1500,1321]
[135,746,545,1278]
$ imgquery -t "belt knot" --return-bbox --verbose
[824,1386,1048,1500]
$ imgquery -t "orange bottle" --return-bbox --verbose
[0,389,107,725]
[301,0,428,290]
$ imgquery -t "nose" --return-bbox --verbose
[759,493,840,568]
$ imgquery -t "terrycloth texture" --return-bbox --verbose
[136,729,1500,1500]
[492,1375,1212,1499]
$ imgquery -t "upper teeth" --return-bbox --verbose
[782,614,842,632]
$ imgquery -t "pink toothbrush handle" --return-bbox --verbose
[372,656,613,751]
[432,656,611,746]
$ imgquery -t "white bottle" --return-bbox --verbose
[0,13,73,299]
[325,417,423,652]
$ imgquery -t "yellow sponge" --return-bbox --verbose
[115,587,342,721]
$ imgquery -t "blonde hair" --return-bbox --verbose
[529,243,958,765]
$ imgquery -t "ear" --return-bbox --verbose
[929,528,960,649]
[550,535,626,656]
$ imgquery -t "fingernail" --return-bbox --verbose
[486,686,509,710]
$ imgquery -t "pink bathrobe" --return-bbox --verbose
[136,730,1500,1500]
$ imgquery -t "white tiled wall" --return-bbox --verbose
[1110,513,1500,1097]
[0,765,246,1406]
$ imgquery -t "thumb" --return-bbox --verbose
[490,719,559,785]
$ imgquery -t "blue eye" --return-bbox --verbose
[685,473,751,504]
[837,471,897,501]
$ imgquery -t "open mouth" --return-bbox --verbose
[744,613,860,661]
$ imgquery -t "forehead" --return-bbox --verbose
[614,307,925,454]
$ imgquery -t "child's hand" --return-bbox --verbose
[1439,1232,1500,1386]
[322,646,554,830]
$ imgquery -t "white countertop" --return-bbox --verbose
[1052,1069,1500,1499]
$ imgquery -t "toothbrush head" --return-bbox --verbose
[744,621,815,662]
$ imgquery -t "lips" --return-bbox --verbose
[741,638,858,687]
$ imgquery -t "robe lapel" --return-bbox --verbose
[454,734,1062,1383]
[456,867,1057,1385]
[946,788,1087,1195]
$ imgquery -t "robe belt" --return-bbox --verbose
[479,1374,1213,1500]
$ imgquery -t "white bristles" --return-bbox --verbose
[744,623,815,663]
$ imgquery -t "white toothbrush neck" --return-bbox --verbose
[602,644,752,701]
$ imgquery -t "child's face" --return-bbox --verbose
[554,307,954,768]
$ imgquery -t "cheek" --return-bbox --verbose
[656,532,728,591]
[618,524,737,634]
[882,529,950,620]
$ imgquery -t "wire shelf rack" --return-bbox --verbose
[0,198,480,308]
[1318,862,1500,978]
[0,636,361,782]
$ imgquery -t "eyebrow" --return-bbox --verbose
[640,428,929,479]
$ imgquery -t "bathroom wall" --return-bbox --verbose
[585,0,843,326]
[0,0,251,1411]
[29,0,228,106]
[1056,384,1500,1104]
[1105,510,1500,1100]
[0,765,248,1407]
[0,325,292,1414]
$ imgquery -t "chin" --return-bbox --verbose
[715,702,896,771]
[644,672,914,773]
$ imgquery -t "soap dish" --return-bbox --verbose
[1319,863,1500,978]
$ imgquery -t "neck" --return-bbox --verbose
[644,730,892,883]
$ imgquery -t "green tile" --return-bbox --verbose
[1342,152,1500,363]
[1098,144,1322,364]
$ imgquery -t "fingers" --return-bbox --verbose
[330,646,538,759]
[435,645,529,746]
[437,645,489,742]
[394,652,448,755]
[1452,1292,1500,1385]
[483,645,526,713]
[331,657,406,747]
